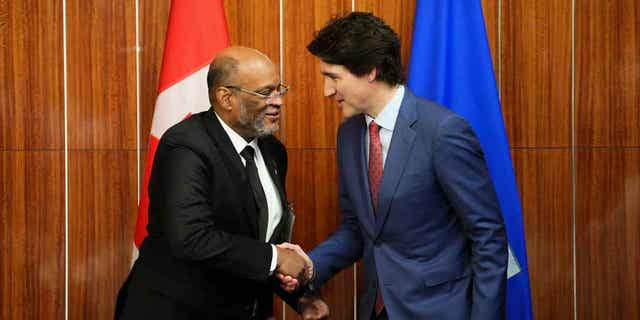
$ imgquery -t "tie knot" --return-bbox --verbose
[369,121,380,134]
[240,146,255,161]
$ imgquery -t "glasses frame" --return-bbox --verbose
[224,83,289,101]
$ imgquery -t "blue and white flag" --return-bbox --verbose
[407,1,533,319]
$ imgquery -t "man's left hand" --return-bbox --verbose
[299,296,330,320]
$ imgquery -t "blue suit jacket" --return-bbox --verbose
[309,90,507,320]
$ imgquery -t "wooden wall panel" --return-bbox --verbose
[0,151,65,320]
[282,0,351,148]
[0,1,66,319]
[0,0,64,150]
[513,150,573,319]
[576,150,640,319]
[66,0,137,150]
[481,0,499,69]
[224,0,280,61]
[285,149,355,319]
[68,151,137,320]
[574,2,640,319]
[355,0,415,74]
[139,0,171,151]
[575,1,640,147]
[501,0,572,148]
[66,1,138,318]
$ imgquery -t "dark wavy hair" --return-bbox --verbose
[307,12,404,85]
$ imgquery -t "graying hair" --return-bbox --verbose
[206,56,239,90]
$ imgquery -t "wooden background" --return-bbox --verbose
[1,0,638,319]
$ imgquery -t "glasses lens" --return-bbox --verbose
[263,85,288,104]
[277,84,288,96]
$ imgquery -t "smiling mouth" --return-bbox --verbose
[265,111,280,119]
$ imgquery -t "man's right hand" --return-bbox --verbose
[275,243,314,292]
[276,245,307,282]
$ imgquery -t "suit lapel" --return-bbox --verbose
[374,93,418,238]
[258,139,290,243]
[204,109,260,239]
[349,116,376,237]
[259,140,287,210]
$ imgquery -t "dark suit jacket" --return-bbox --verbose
[309,89,508,320]
[116,109,296,319]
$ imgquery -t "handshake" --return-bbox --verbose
[275,243,329,319]
[275,243,313,291]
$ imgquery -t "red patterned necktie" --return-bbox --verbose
[368,121,383,211]
[368,121,385,315]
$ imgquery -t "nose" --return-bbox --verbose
[323,78,335,97]
[266,94,283,106]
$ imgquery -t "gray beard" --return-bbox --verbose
[238,101,276,138]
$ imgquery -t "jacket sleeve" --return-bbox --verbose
[433,115,508,320]
[151,143,273,282]
[308,126,364,286]
[269,277,305,312]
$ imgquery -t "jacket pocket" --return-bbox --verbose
[422,261,471,287]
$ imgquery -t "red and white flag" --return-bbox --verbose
[134,0,230,250]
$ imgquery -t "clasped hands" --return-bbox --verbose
[275,243,312,290]
[275,243,329,319]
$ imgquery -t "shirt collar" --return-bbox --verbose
[215,112,258,155]
[365,85,405,130]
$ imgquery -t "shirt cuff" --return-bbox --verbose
[269,244,278,275]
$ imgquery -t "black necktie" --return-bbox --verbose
[240,146,268,241]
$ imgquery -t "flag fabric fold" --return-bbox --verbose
[134,0,230,249]
[407,1,533,319]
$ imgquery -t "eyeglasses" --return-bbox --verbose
[224,83,289,102]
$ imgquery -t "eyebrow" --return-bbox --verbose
[254,84,277,92]
[321,71,338,77]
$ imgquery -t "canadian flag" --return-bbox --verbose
[134,0,230,250]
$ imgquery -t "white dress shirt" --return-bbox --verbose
[215,112,282,273]
[365,85,405,167]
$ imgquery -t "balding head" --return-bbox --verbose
[207,47,274,96]
[207,47,283,140]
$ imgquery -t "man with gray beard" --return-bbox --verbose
[115,47,328,320]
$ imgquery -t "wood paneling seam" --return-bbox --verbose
[279,2,286,319]
[62,0,69,319]
[133,0,142,267]
[279,0,285,148]
[135,0,141,209]
[571,0,577,319]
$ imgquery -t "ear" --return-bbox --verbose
[214,87,233,111]
[367,68,377,83]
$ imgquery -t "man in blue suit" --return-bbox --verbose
[280,12,508,320]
